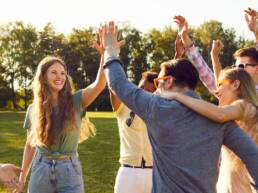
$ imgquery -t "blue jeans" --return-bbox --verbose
[28,154,84,193]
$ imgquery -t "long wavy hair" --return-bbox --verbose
[30,56,76,146]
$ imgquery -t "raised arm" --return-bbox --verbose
[210,40,224,83]
[174,15,217,94]
[81,29,107,108]
[174,35,185,59]
[244,7,258,45]
[157,91,242,123]
[101,21,154,121]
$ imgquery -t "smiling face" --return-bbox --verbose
[215,73,240,106]
[45,62,67,93]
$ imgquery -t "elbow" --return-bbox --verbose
[214,113,229,123]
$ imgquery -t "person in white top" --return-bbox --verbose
[110,71,157,193]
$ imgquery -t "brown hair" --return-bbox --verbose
[31,56,76,146]
[160,59,199,90]
[233,47,258,63]
[141,71,158,84]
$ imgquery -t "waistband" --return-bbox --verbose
[122,158,153,169]
[36,151,78,163]
[122,164,153,169]
[37,155,79,164]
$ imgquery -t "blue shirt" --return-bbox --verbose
[104,60,258,193]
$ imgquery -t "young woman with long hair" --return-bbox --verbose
[15,54,106,193]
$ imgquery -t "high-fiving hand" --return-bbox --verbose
[99,21,125,62]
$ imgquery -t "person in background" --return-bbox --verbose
[110,71,157,193]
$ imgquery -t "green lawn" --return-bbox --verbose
[0,111,120,193]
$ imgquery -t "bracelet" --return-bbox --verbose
[103,59,123,69]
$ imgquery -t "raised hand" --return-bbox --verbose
[92,28,105,55]
[211,40,224,56]
[173,15,189,38]
[100,21,125,62]
[244,7,258,38]
[0,164,21,190]
[100,22,124,50]
[173,15,192,48]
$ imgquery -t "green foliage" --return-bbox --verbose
[0,20,256,109]
[145,27,177,72]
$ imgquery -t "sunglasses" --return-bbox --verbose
[216,79,231,87]
[153,76,171,88]
[126,111,135,127]
[233,63,257,68]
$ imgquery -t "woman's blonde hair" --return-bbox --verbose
[78,114,96,143]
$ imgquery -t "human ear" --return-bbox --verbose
[232,80,240,90]
[167,77,175,89]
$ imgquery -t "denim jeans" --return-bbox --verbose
[28,154,84,193]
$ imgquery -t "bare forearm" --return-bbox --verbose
[94,55,106,91]
[181,33,193,48]
[173,93,240,123]
[210,53,222,83]
[19,143,36,183]
[82,55,107,108]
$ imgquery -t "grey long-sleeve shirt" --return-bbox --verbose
[104,60,258,193]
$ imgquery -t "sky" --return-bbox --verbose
[0,0,257,39]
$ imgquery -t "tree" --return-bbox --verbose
[145,27,177,72]
[120,27,149,84]
[0,21,38,109]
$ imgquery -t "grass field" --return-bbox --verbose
[0,111,120,193]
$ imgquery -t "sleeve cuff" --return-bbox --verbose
[103,59,123,69]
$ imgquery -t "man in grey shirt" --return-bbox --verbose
[101,22,258,193]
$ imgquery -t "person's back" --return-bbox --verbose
[100,22,258,193]
[145,91,240,193]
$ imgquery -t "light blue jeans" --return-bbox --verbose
[28,154,84,193]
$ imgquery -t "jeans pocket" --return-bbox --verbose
[71,159,83,176]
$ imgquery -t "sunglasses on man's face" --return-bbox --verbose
[153,76,171,88]
[233,63,258,68]
[126,111,135,127]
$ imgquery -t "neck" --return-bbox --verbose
[171,86,191,93]
[51,91,59,106]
